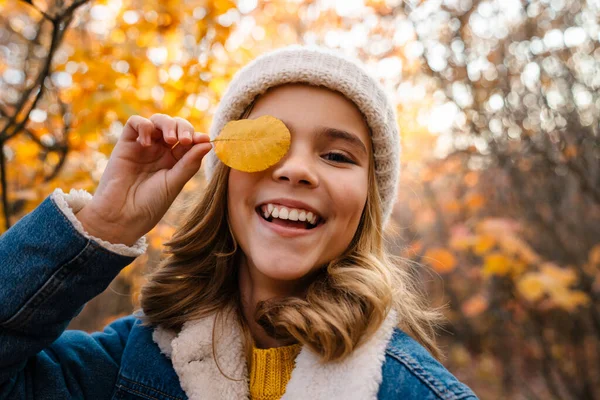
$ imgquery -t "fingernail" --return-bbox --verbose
[193,132,201,141]
[169,130,176,139]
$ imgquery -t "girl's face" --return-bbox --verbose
[227,84,371,283]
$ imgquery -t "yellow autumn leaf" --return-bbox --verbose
[449,235,474,251]
[423,247,457,274]
[510,259,528,278]
[517,273,545,302]
[214,115,291,173]
[540,262,577,287]
[12,141,40,163]
[473,234,495,255]
[483,252,511,276]
[497,234,541,265]
[589,244,600,266]
[548,285,590,312]
[560,291,590,311]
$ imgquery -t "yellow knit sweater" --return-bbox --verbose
[249,343,302,400]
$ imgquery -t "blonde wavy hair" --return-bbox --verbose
[140,90,444,363]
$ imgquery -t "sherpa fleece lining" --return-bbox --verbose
[153,309,399,400]
[51,188,147,257]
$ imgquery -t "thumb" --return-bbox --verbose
[165,142,213,194]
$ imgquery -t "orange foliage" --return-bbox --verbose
[423,247,457,274]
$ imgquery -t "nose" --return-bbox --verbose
[271,145,318,188]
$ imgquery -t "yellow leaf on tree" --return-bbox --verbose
[548,286,590,312]
[214,115,291,173]
[483,253,511,276]
[560,291,590,312]
[497,235,541,265]
[589,244,600,266]
[473,234,495,255]
[423,247,457,274]
[517,273,545,302]
[510,259,528,278]
[449,236,474,251]
[540,262,577,287]
[13,141,40,163]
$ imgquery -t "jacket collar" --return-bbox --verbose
[153,309,398,400]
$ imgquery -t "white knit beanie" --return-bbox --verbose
[204,45,401,226]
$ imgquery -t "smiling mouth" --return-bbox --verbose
[255,207,324,230]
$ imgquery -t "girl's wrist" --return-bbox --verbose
[74,206,140,247]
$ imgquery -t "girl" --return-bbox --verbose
[0,46,478,399]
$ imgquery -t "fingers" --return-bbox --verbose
[173,117,195,146]
[148,114,196,147]
[166,142,213,194]
[149,114,178,146]
[124,114,210,164]
[193,131,211,144]
[171,132,210,160]
[124,115,156,146]
[123,114,205,146]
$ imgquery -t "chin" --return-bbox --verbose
[252,250,318,282]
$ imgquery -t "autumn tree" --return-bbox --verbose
[0,0,237,230]
[391,0,600,398]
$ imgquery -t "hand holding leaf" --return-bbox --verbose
[75,114,289,247]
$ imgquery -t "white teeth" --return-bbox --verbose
[261,203,321,226]
[279,207,289,220]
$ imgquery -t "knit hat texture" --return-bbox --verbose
[204,45,401,226]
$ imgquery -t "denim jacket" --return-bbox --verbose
[0,189,478,400]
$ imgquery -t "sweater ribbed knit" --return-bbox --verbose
[249,343,302,400]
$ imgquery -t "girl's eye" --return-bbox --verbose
[323,152,355,164]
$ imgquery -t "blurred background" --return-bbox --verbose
[1,0,599,398]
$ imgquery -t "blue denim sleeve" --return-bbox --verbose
[0,193,145,398]
[378,329,479,400]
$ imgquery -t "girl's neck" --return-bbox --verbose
[238,258,302,348]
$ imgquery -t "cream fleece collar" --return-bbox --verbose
[152,309,398,400]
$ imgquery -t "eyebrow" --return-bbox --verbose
[316,126,368,156]
[277,118,368,156]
